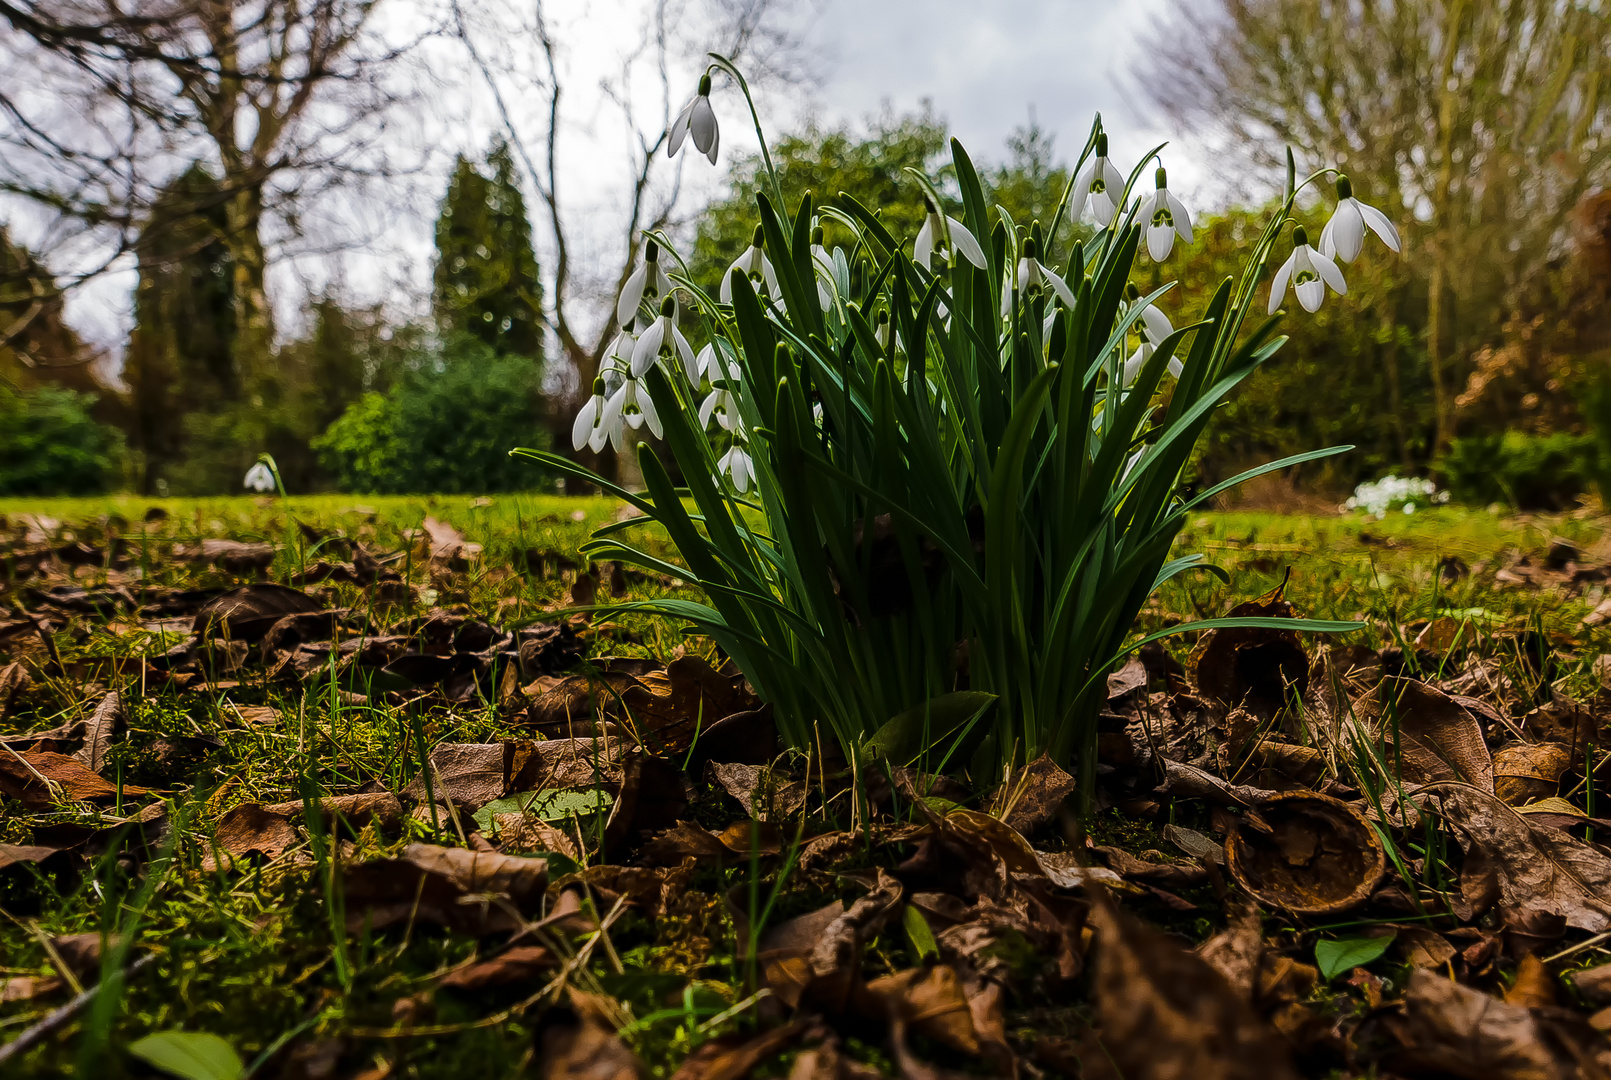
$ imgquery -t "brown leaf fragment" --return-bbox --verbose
[998,753,1076,836]
[1159,759,1279,806]
[0,661,29,717]
[262,792,405,831]
[1,976,63,1003]
[1225,792,1385,916]
[1190,595,1310,718]
[1372,676,1495,791]
[707,761,804,821]
[0,842,70,870]
[210,803,298,866]
[493,815,581,860]
[639,821,729,865]
[667,1019,807,1080]
[1494,743,1573,807]
[75,691,123,773]
[1196,897,1264,999]
[752,901,850,1010]
[539,1012,643,1080]
[403,742,509,811]
[1088,889,1300,1080]
[1505,954,1558,1009]
[1432,784,1611,932]
[0,749,147,808]
[856,965,997,1058]
[1374,968,1565,1080]
[622,655,760,756]
[602,753,688,857]
[1106,656,1149,700]
[439,946,554,992]
[1568,964,1611,1007]
[192,583,321,641]
[195,538,276,573]
[342,843,547,935]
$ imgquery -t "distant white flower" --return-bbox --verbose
[720,226,780,305]
[1318,175,1401,264]
[243,461,275,493]
[601,376,661,446]
[700,384,741,432]
[668,72,719,165]
[631,297,698,382]
[810,226,837,309]
[1072,133,1127,225]
[1005,237,1078,313]
[1135,166,1193,261]
[1268,226,1347,314]
[616,239,674,326]
[1345,474,1442,519]
[913,197,986,270]
[716,443,753,492]
[572,378,611,453]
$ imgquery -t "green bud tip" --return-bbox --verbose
[1293,224,1311,247]
[811,225,824,245]
[645,239,659,262]
[592,377,606,396]
[1125,283,1140,300]
[876,310,889,325]
[659,295,676,317]
[1336,174,1354,200]
[750,224,764,247]
[1096,133,1108,157]
[1024,237,1039,259]
[923,195,936,213]
[697,72,712,96]
[1155,167,1167,189]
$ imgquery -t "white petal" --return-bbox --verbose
[672,326,699,382]
[1168,192,1193,243]
[732,449,752,492]
[1358,201,1401,252]
[572,397,599,451]
[1311,247,1347,294]
[947,217,986,268]
[698,390,718,428]
[1318,216,1338,259]
[1091,189,1118,224]
[1071,163,1095,219]
[720,257,744,305]
[761,254,779,298]
[631,319,666,376]
[667,100,694,157]
[1331,202,1366,263]
[705,115,719,165]
[1015,257,1032,290]
[1167,355,1183,379]
[1100,159,1126,195]
[1295,278,1326,312]
[1046,264,1079,309]
[639,391,662,439]
[914,217,934,268]
[1148,224,1175,261]
[1142,304,1173,342]
[695,342,716,382]
[1122,347,1146,385]
[616,266,647,326]
[1268,251,1297,315]
[690,96,717,156]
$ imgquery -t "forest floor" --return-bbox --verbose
[2,493,1611,1079]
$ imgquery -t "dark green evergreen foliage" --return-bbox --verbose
[0,383,119,495]
[123,164,237,492]
[313,335,547,493]
[1439,431,1596,510]
[432,141,543,361]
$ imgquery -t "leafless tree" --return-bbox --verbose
[0,0,416,375]
[448,0,819,464]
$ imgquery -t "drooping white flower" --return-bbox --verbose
[1318,175,1401,264]
[1121,340,1184,385]
[913,197,987,271]
[601,376,662,445]
[1072,133,1127,225]
[601,321,638,394]
[631,297,698,382]
[699,385,741,431]
[1004,238,1078,314]
[720,226,780,305]
[810,226,837,309]
[716,443,753,493]
[1135,166,1193,262]
[616,239,674,326]
[572,378,611,452]
[696,340,740,384]
[243,461,275,493]
[668,72,719,165]
[873,309,890,351]
[1268,225,1348,314]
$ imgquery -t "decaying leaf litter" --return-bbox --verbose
[4,498,1611,1078]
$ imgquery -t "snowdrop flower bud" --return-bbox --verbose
[913,197,986,271]
[1318,175,1401,264]
[1135,166,1193,261]
[721,225,780,305]
[616,239,674,326]
[632,296,699,382]
[1073,133,1126,225]
[1268,225,1348,314]
[243,461,275,493]
[716,443,754,492]
[572,377,611,452]
[668,72,719,165]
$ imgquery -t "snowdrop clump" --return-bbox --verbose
[1344,475,1450,519]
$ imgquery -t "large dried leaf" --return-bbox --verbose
[997,753,1076,836]
[1372,968,1565,1080]
[621,655,759,756]
[1430,784,1611,932]
[1189,594,1309,718]
[1088,890,1299,1080]
[192,584,321,641]
[209,803,298,866]
[1372,676,1495,791]
[1494,743,1573,807]
[75,691,124,773]
[0,662,29,717]
[0,748,147,808]
[539,1012,642,1080]
[342,843,547,935]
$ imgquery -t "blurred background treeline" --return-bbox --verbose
[1,0,1607,508]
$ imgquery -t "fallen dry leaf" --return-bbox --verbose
[1370,968,1566,1079]
[1225,792,1385,916]
[0,662,30,717]
[439,945,555,992]
[667,1019,807,1080]
[998,753,1077,836]
[1190,593,1309,718]
[1505,954,1557,1009]
[192,583,322,640]
[0,748,148,808]
[539,1011,642,1080]
[342,843,547,935]
[1372,676,1495,792]
[75,691,123,773]
[209,803,299,866]
[1494,743,1573,807]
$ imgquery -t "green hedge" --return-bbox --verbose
[0,384,119,495]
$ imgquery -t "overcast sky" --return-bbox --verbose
[58,0,1199,360]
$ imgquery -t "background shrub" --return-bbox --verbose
[0,384,120,495]
[1439,431,1596,510]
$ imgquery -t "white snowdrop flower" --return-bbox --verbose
[631,297,698,382]
[243,461,275,493]
[601,376,661,447]
[696,340,740,384]
[668,72,719,165]
[1268,226,1347,314]
[572,378,611,453]
[873,309,890,351]
[720,226,780,304]
[913,197,986,270]
[1072,133,1127,225]
[616,239,674,326]
[716,443,753,493]
[1135,166,1193,261]
[699,384,741,432]
[810,226,837,309]
[1318,175,1401,264]
[1004,237,1078,315]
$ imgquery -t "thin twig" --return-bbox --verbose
[0,954,157,1068]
